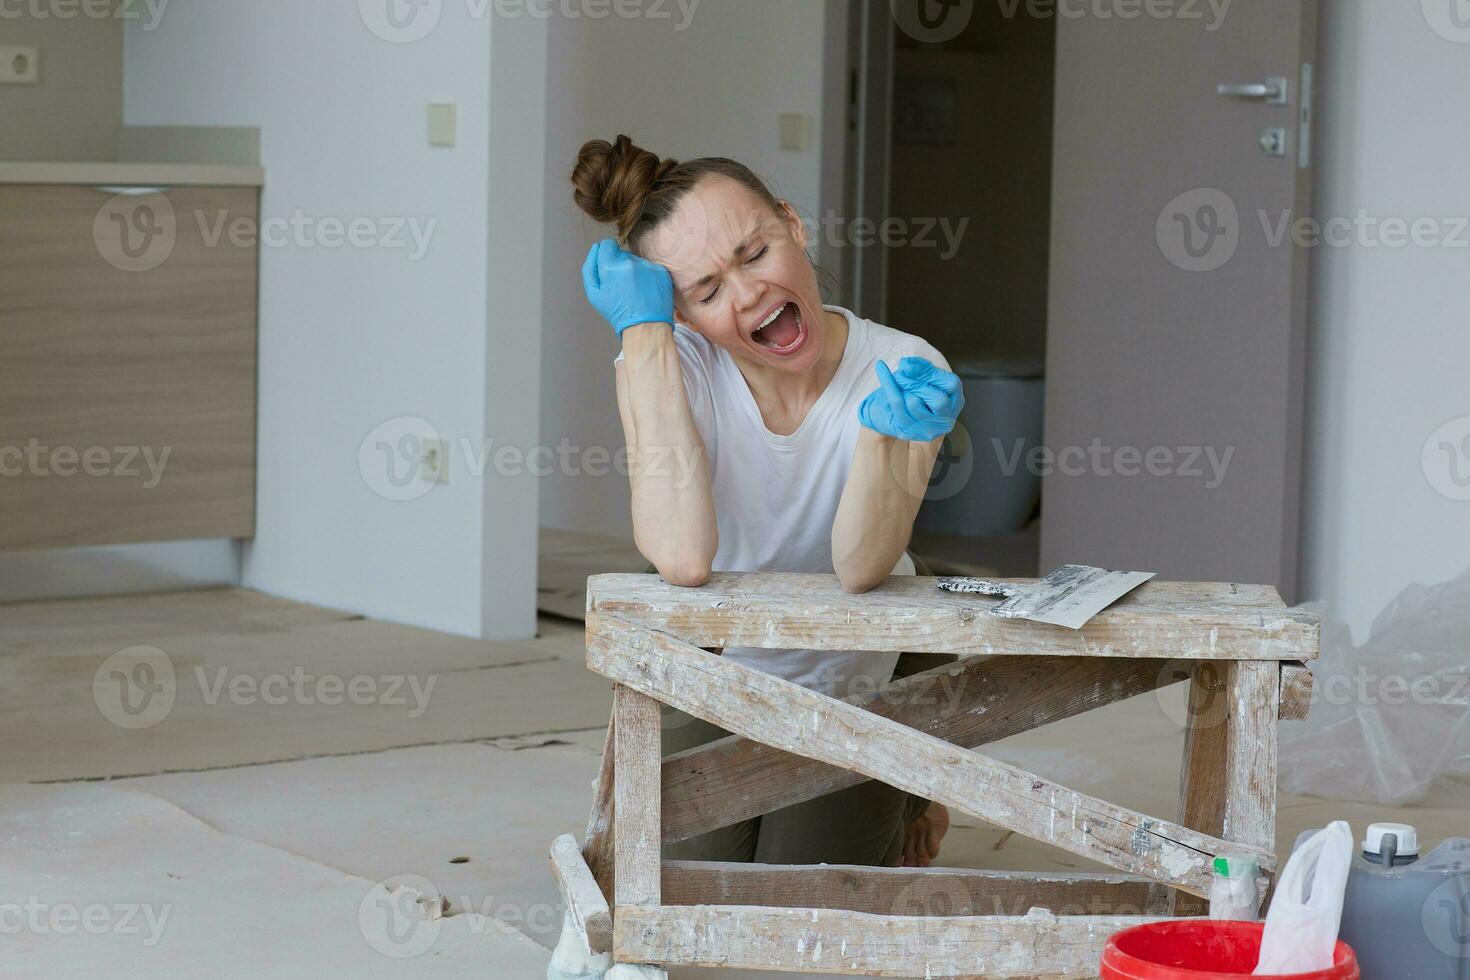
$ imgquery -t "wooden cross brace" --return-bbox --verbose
[553,573,1316,978]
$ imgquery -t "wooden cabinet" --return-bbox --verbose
[0,182,258,550]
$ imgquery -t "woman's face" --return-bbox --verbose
[637,176,827,374]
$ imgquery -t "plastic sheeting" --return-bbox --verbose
[1280,568,1470,806]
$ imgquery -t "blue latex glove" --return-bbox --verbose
[857,356,966,442]
[580,237,674,336]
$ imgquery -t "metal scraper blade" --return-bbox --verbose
[937,564,1155,630]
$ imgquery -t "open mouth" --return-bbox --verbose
[750,301,807,355]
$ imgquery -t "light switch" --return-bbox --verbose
[0,46,40,86]
[779,113,811,152]
[428,103,456,147]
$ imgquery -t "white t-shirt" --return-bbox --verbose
[615,304,947,698]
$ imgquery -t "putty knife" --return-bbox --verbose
[936,564,1155,630]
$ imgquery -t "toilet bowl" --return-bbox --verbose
[915,356,1045,536]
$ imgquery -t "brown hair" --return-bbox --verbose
[570,134,782,254]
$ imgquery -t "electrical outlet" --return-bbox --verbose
[778,113,810,151]
[0,47,40,86]
[428,103,456,147]
[419,437,449,485]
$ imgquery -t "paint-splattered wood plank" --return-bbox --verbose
[549,833,613,954]
[660,862,1172,917]
[1173,660,1280,915]
[1280,661,1313,720]
[665,656,1307,844]
[663,653,1179,843]
[587,573,1318,661]
[582,713,617,907]
[586,613,1274,897]
[612,685,661,909]
[615,904,1175,977]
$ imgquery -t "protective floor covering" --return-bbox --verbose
[6,583,1467,978]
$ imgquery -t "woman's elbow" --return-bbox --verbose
[837,566,884,594]
[658,555,713,588]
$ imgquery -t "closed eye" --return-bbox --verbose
[696,245,769,305]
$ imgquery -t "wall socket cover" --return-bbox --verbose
[778,112,810,151]
[428,103,456,147]
[0,46,40,85]
[419,438,449,484]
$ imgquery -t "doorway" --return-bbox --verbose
[843,0,1317,599]
[846,1,1056,577]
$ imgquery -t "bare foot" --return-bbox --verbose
[901,802,950,867]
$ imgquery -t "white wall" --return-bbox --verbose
[482,9,547,638]
[1299,0,1470,641]
[538,0,841,538]
[124,1,540,639]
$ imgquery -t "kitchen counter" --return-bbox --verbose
[0,161,264,186]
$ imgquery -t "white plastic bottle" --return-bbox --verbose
[1209,853,1261,921]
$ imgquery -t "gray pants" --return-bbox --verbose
[655,554,947,866]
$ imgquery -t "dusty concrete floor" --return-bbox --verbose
[3,577,1465,978]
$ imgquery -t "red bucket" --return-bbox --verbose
[1101,920,1359,980]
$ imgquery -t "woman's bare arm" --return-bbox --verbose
[830,429,942,593]
[614,323,718,587]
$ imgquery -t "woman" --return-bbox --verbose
[574,134,959,869]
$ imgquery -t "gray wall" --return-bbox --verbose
[0,6,124,161]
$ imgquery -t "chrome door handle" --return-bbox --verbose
[1217,77,1289,105]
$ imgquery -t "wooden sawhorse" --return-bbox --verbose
[548,572,1317,978]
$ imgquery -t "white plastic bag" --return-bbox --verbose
[1279,567,1470,806]
[1253,820,1353,975]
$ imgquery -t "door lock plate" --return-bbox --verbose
[1260,127,1288,157]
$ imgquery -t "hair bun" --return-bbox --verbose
[571,134,678,243]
